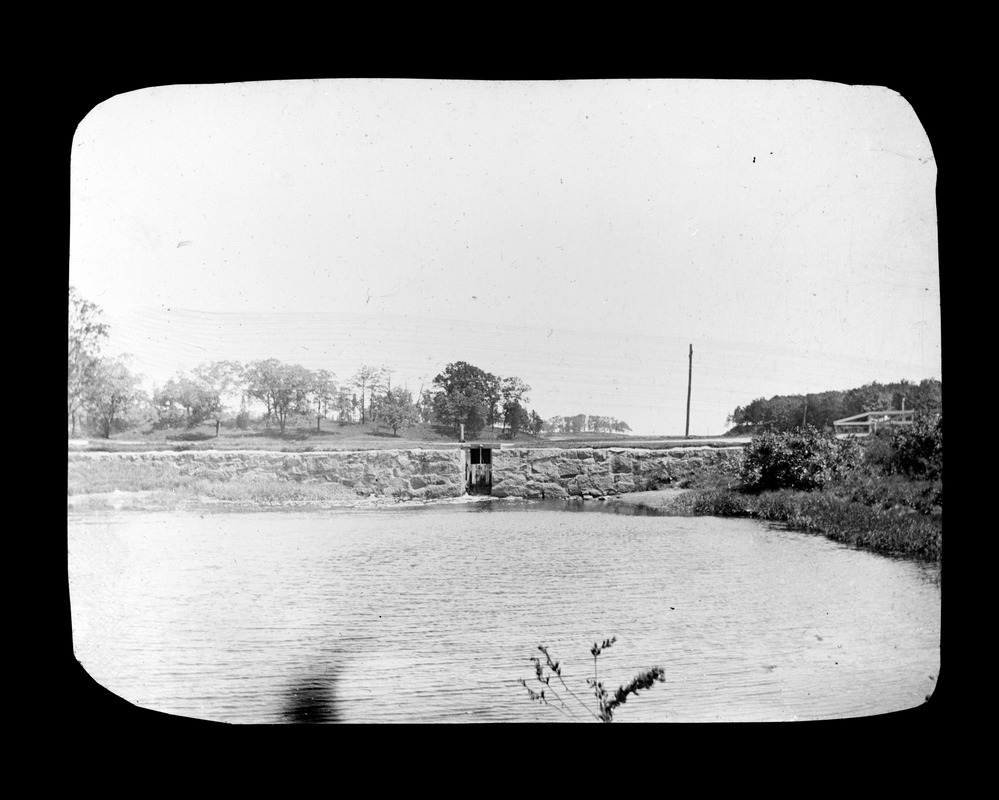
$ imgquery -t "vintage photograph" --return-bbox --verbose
[67,78,941,724]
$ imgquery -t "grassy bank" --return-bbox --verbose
[645,423,944,563]
[69,419,548,453]
[670,483,942,563]
[68,418,741,454]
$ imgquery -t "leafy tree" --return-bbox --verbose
[192,360,245,436]
[529,410,545,436]
[68,287,109,436]
[379,389,420,436]
[431,361,494,437]
[418,388,437,424]
[500,376,531,434]
[543,415,565,435]
[882,413,943,480]
[484,373,502,431]
[858,382,894,413]
[305,368,337,432]
[912,379,943,415]
[351,365,382,425]
[504,400,532,437]
[84,356,144,439]
[152,374,209,428]
[244,359,311,434]
[335,387,354,423]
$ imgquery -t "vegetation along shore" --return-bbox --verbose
[608,418,942,564]
[69,417,942,565]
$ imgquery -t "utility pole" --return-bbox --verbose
[685,344,693,439]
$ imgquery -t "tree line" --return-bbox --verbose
[69,288,549,439]
[726,378,943,434]
[542,415,632,435]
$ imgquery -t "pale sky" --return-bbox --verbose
[69,78,940,435]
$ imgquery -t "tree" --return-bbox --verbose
[192,361,245,437]
[858,382,894,413]
[379,389,420,436]
[305,368,337,432]
[913,379,942,415]
[371,366,394,422]
[351,365,382,425]
[529,410,545,436]
[418,388,437,424]
[68,287,109,436]
[152,374,208,428]
[500,376,531,434]
[543,416,565,435]
[335,387,354,423]
[431,361,494,437]
[484,373,502,431]
[244,359,311,434]
[503,401,532,438]
[84,356,143,439]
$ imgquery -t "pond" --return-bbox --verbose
[67,499,941,723]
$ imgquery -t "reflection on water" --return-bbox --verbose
[68,503,941,724]
[470,498,668,516]
[282,668,342,724]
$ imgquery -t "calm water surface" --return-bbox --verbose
[67,499,941,723]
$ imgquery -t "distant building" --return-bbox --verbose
[833,410,915,435]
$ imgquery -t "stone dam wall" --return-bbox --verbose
[69,448,467,500]
[491,446,743,499]
[70,445,744,501]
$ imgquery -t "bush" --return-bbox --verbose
[740,426,860,492]
[860,413,942,481]
[165,431,214,442]
[888,414,942,480]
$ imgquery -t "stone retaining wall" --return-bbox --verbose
[491,446,743,499]
[69,448,467,500]
[69,445,744,501]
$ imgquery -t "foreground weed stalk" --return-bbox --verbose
[520,638,665,722]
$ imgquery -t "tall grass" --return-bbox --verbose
[678,483,941,562]
[520,637,665,722]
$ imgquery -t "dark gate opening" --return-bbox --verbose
[465,446,492,495]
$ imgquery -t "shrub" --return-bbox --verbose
[887,414,942,480]
[166,430,214,442]
[861,413,942,480]
[688,488,750,516]
[740,426,860,492]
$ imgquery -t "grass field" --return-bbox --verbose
[68,418,741,453]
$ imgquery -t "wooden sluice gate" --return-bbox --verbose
[463,445,493,495]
